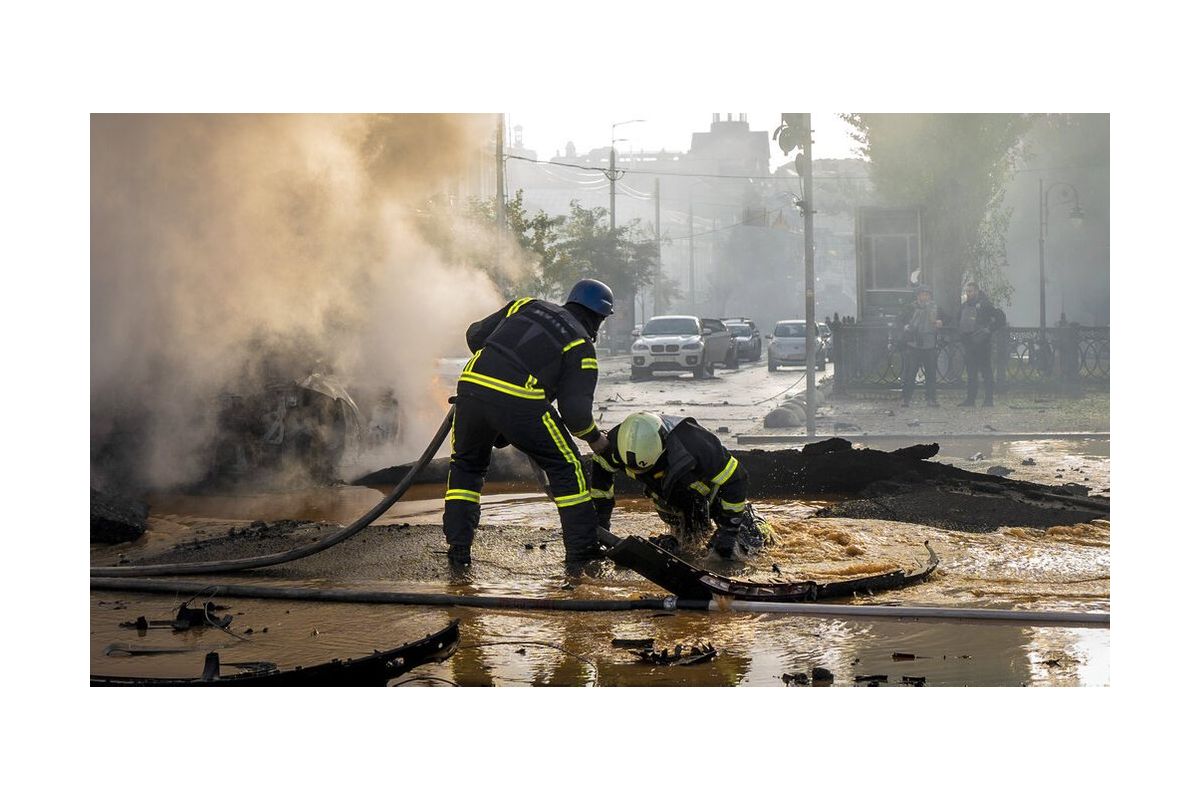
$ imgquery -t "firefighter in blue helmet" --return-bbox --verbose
[444,279,614,570]
[590,411,776,560]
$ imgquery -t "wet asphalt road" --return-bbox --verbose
[90,355,1109,686]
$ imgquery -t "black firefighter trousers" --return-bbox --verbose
[443,392,599,560]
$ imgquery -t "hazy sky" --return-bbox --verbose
[507,111,860,169]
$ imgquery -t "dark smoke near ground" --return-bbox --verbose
[91,114,500,491]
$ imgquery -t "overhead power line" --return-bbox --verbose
[507,152,1107,182]
[664,204,794,241]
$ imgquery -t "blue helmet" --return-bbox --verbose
[566,279,614,317]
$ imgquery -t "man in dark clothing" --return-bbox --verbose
[957,281,996,407]
[589,411,775,560]
[901,285,944,408]
[444,279,613,569]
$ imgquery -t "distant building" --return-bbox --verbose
[502,114,870,329]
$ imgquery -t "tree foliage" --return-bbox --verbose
[416,190,666,311]
[841,114,1030,310]
[554,202,660,302]
[463,190,566,298]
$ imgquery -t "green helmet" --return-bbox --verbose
[617,412,665,470]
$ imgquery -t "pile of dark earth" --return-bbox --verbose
[357,437,1108,534]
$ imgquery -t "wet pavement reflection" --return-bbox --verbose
[93,445,1109,686]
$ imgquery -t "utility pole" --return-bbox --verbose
[800,114,816,437]
[654,177,661,314]
[608,120,644,232]
[495,113,505,241]
[610,145,617,231]
[688,199,695,308]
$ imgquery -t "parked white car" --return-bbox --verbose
[631,315,736,379]
[767,319,827,372]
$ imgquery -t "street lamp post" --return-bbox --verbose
[1038,179,1084,371]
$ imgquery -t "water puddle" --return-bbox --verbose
[93,439,1110,685]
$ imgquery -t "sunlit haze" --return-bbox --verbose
[507,111,859,167]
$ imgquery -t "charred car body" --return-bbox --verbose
[209,371,369,484]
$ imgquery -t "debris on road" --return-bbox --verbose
[634,643,717,666]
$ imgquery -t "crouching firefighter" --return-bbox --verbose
[443,279,614,570]
[590,412,776,560]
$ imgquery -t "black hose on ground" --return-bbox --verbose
[89,578,673,611]
[90,406,456,578]
[87,578,1110,626]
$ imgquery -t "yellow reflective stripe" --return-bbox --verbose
[554,490,592,508]
[445,489,481,503]
[507,297,535,317]
[590,487,614,500]
[571,421,596,438]
[593,452,617,472]
[542,412,587,499]
[524,374,538,390]
[689,481,712,496]
[459,371,546,399]
[562,338,586,353]
[720,499,746,513]
[711,456,739,486]
[462,349,483,374]
[580,358,598,370]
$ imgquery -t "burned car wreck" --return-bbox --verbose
[208,371,370,484]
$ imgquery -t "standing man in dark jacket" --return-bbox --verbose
[444,279,613,570]
[958,281,996,407]
[901,285,943,408]
[589,411,775,560]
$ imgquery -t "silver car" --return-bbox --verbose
[767,319,827,372]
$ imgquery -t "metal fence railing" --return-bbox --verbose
[831,322,1108,392]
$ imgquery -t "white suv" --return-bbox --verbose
[631,316,735,379]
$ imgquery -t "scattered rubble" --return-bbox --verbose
[119,600,233,632]
[633,642,717,666]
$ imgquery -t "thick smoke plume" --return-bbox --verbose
[91,114,500,490]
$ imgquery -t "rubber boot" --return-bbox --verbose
[447,544,472,568]
[710,529,738,559]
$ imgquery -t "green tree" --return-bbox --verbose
[465,190,567,297]
[416,193,668,330]
[841,113,1030,310]
[554,201,660,304]
[414,189,564,298]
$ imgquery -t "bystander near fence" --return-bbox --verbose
[830,319,1109,394]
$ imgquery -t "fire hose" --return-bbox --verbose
[87,578,1109,626]
[90,405,456,578]
[88,400,1111,629]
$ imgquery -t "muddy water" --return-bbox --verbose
[846,436,1110,496]
[93,455,1109,686]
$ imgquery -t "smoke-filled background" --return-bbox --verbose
[91,114,503,490]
